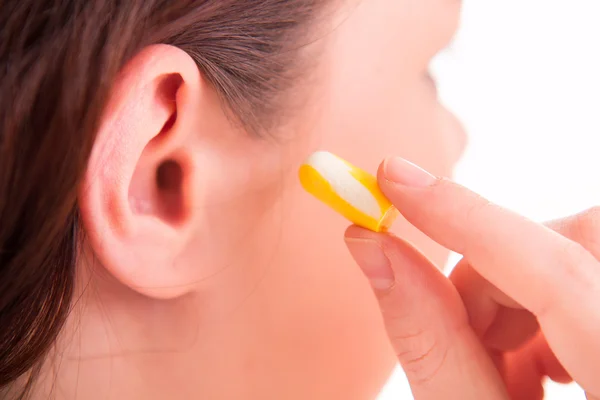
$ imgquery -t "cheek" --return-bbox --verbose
[318,75,456,180]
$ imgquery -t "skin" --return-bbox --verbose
[345,157,600,400]
[34,0,465,399]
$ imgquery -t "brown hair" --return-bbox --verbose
[0,1,326,397]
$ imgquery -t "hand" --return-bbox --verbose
[344,157,600,400]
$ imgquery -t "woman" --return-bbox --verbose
[4,1,598,399]
[0,1,464,398]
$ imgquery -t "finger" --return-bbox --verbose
[451,208,600,352]
[449,213,600,394]
[451,210,600,364]
[452,262,572,395]
[344,225,508,400]
[451,260,538,351]
[503,333,572,399]
[377,157,600,392]
[502,341,545,400]
[378,157,599,317]
[450,218,584,396]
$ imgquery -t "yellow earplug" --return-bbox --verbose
[298,151,398,232]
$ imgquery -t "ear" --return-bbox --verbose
[79,45,207,299]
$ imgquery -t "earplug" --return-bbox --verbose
[299,151,398,232]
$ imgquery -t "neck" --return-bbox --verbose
[32,228,396,399]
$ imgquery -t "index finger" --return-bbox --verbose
[378,156,600,319]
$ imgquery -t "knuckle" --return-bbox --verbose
[466,197,500,225]
[464,199,489,231]
[392,328,448,385]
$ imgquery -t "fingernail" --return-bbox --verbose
[345,238,395,291]
[383,157,436,187]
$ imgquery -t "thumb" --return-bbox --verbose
[344,226,508,400]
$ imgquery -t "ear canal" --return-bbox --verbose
[156,158,185,225]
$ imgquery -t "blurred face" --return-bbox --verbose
[286,0,465,267]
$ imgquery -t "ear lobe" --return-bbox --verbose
[79,45,203,299]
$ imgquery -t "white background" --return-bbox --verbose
[380,1,600,399]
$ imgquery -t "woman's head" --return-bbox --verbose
[0,0,464,398]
